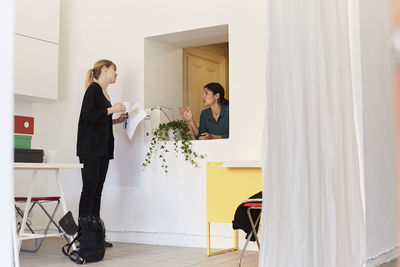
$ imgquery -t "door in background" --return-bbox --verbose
[183,43,229,126]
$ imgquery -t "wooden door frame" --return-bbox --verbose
[182,47,227,108]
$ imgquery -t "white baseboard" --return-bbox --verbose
[29,227,259,251]
[365,245,399,267]
[106,230,258,251]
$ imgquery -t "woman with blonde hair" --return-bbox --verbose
[73,59,127,263]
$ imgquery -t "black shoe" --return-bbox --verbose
[105,241,113,248]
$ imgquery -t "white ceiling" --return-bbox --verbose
[147,24,228,48]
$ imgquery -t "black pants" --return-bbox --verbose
[78,156,109,217]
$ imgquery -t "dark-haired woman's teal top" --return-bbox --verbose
[196,105,229,139]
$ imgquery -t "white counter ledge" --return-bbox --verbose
[219,161,263,168]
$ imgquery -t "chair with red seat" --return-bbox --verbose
[235,200,262,267]
[15,196,68,252]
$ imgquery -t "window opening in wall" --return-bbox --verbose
[144,24,229,141]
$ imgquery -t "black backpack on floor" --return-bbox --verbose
[61,214,105,264]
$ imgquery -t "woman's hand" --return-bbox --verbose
[199,132,211,140]
[114,113,129,124]
[108,102,125,115]
[199,132,222,140]
[178,106,193,122]
[179,106,199,137]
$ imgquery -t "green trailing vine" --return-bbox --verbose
[142,120,206,174]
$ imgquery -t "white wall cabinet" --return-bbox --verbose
[14,0,60,100]
[14,35,59,100]
[15,0,60,43]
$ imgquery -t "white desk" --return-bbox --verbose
[14,163,83,260]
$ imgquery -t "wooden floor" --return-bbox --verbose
[18,237,398,267]
[19,237,258,267]
[381,260,397,267]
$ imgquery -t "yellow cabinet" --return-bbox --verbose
[206,162,262,255]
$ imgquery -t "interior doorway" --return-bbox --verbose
[183,43,229,125]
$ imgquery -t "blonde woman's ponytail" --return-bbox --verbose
[85,59,116,90]
[85,69,94,89]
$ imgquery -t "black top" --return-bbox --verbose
[232,191,262,242]
[76,82,114,159]
[196,105,229,139]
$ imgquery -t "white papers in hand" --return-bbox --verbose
[124,102,146,140]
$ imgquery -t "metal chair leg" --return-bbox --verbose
[246,207,261,248]
[238,206,262,266]
[15,204,35,234]
[16,202,42,252]
[238,230,254,267]
[16,199,66,252]
[38,200,69,242]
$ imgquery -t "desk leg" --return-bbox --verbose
[207,221,239,256]
[13,199,20,267]
[55,169,76,250]
[55,169,68,215]
[18,170,37,252]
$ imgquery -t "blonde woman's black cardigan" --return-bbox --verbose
[77,82,114,159]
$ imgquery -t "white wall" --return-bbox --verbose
[13,0,267,249]
[144,39,183,118]
[359,0,399,265]
[1,0,17,265]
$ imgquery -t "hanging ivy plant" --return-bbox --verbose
[142,120,206,174]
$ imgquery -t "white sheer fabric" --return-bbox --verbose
[259,0,365,266]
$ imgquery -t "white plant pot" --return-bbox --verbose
[168,129,181,141]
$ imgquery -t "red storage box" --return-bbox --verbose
[14,116,34,135]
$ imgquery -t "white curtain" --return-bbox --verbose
[259,0,365,266]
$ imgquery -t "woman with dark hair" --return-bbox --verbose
[179,82,229,140]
